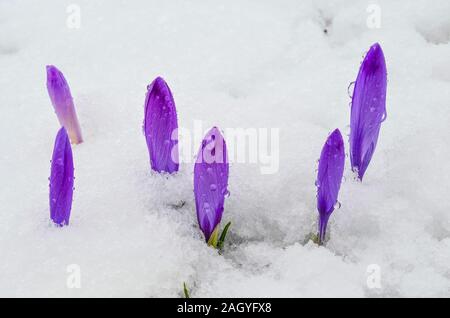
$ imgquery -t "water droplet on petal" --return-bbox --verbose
[334,201,341,210]
[347,81,355,98]
[210,184,217,191]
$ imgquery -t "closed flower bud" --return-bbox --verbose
[49,127,74,226]
[46,65,83,144]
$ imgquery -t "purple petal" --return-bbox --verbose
[194,127,229,241]
[46,65,83,144]
[316,129,345,243]
[349,43,387,180]
[144,77,179,173]
[49,127,74,226]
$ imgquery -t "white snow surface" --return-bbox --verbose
[0,0,449,297]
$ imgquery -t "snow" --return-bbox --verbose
[0,0,449,297]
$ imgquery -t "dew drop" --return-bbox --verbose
[222,188,230,197]
[334,201,341,210]
[347,81,355,98]
[210,184,217,191]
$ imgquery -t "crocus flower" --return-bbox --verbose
[49,127,74,226]
[194,127,229,245]
[316,129,345,244]
[349,43,387,180]
[144,77,179,173]
[46,65,83,144]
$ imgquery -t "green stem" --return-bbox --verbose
[217,222,231,250]
[183,282,190,298]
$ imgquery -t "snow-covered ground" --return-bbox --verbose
[0,0,449,297]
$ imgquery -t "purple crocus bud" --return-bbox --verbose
[46,65,83,144]
[194,127,229,244]
[349,43,387,180]
[144,77,179,173]
[49,127,74,226]
[316,129,345,244]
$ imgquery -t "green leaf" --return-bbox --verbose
[183,282,190,298]
[217,222,231,250]
[207,225,220,248]
[302,232,320,246]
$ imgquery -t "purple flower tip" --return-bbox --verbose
[144,76,179,173]
[349,43,387,180]
[316,128,345,243]
[46,65,83,144]
[49,127,74,226]
[194,127,229,242]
